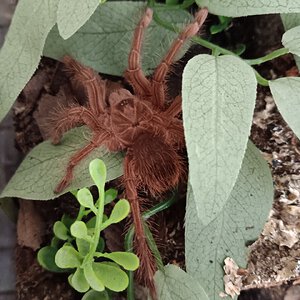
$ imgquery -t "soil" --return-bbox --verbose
[10,11,300,300]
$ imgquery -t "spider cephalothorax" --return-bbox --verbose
[50,7,208,297]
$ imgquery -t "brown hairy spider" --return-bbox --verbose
[50,7,208,297]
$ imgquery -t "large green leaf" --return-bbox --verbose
[196,0,300,17]
[151,265,209,300]
[185,141,273,300]
[182,54,256,225]
[0,0,59,123]
[0,127,123,200]
[44,2,190,76]
[270,77,300,140]
[282,25,300,56]
[281,13,300,69]
[57,0,100,39]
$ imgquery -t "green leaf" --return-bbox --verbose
[101,199,130,229]
[71,267,90,293]
[152,265,209,300]
[182,54,256,225]
[76,238,90,256]
[0,127,123,200]
[270,77,300,139]
[37,246,65,273]
[185,141,273,299]
[89,159,107,189]
[104,188,118,205]
[0,0,59,122]
[44,2,190,76]
[53,221,69,241]
[84,262,105,292]
[93,262,129,292]
[77,188,95,210]
[281,14,300,69]
[196,0,300,17]
[61,214,75,229]
[55,245,83,268]
[57,0,100,39]
[70,221,88,239]
[82,290,110,300]
[282,25,300,56]
[99,252,139,271]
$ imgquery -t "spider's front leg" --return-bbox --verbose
[151,8,208,107]
[124,8,153,97]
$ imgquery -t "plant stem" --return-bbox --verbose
[254,69,269,86]
[245,47,289,65]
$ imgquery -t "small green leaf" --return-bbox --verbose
[104,188,118,205]
[101,199,130,230]
[70,221,88,239]
[57,0,100,39]
[61,214,75,229]
[282,25,300,56]
[0,127,123,200]
[82,290,109,300]
[37,246,64,273]
[77,188,95,210]
[182,54,257,225]
[53,221,69,241]
[55,245,83,268]
[185,141,273,299]
[196,0,300,17]
[93,262,129,292]
[96,237,105,253]
[76,238,90,256]
[84,262,105,292]
[71,267,90,293]
[0,0,59,122]
[89,159,107,188]
[270,77,300,140]
[99,252,139,271]
[44,2,190,76]
[152,265,209,300]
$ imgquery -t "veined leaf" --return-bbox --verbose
[185,141,273,299]
[151,265,209,300]
[57,0,100,39]
[0,127,123,200]
[282,25,300,56]
[196,0,300,17]
[0,0,59,122]
[281,14,300,69]
[270,77,300,139]
[44,2,190,76]
[55,245,82,269]
[182,54,256,225]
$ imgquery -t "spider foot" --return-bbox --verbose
[54,176,70,194]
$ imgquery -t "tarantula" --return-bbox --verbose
[50,7,208,296]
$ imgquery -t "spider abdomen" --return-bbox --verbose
[129,133,183,195]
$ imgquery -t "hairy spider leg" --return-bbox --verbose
[54,134,108,193]
[51,106,102,145]
[123,155,157,298]
[151,8,208,108]
[124,8,153,97]
[63,56,108,115]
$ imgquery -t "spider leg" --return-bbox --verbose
[54,137,103,193]
[164,95,182,117]
[124,8,153,97]
[50,106,102,145]
[63,56,107,115]
[123,154,157,297]
[151,8,208,107]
